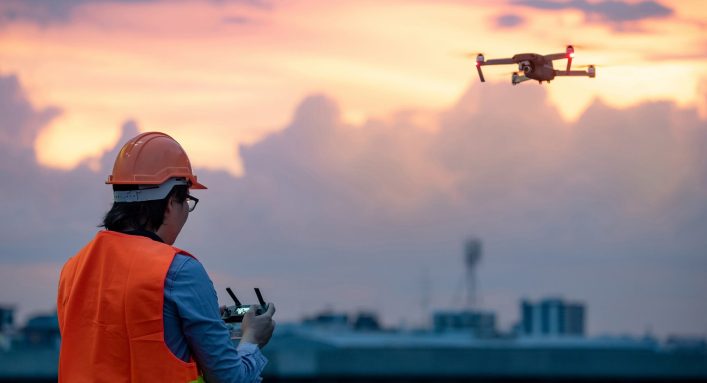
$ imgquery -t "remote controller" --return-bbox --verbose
[221,287,269,323]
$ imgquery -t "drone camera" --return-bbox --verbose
[519,61,532,74]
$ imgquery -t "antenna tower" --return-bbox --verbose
[464,238,482,310]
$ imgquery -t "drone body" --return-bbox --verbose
[476,45,595,85]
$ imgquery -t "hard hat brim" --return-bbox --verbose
[190,178,207,190]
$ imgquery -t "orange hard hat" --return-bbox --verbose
[106,132,206,189]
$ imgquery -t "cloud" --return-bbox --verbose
[98,119,140,174]
[0,0,145,26]
[222,15,252,25]
[192,84,706,336]
[493,14,526,29]
[1,72,706,337]
[644,44,707,62]
[516,0,673,26]
[0,74,112,261]
[0,75,59,160]
[0,0,268,26]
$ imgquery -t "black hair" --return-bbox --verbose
[101,185,189,232]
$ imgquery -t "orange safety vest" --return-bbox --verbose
[57,230,203,383]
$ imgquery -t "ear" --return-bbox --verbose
[163,195,177,219]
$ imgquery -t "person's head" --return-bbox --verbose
[101,132,206,245]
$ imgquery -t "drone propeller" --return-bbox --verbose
[565,43,601,51]
[452,51,482,59]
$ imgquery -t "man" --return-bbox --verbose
[57,132,275,382]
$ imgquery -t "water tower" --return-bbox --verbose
[464,238,482,310]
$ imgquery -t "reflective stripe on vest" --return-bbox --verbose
[58,230,201,383]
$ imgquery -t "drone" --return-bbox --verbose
[475,45,595,85]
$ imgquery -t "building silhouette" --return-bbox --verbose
[521,298,585,337]
[433,310,497,338]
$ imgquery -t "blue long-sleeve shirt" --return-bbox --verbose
[121,230,267,383]
[164,254,268,383]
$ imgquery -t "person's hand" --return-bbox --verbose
[240,303,276,348]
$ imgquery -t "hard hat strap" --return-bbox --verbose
[113,178,189,203]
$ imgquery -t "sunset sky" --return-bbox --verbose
[1,0,706,337]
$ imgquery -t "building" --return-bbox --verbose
[352,312,381,332]
[20,312,60,348]
[433,310,497,338]
[521,298,585,337]
[302,311,382,332]
[0,305,15,351]
[0,306,13,333]
[302,311,349,330]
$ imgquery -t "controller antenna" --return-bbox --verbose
[254,287,266,307]
[226,287,242,306]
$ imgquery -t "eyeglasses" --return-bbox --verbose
[185,195,199,212]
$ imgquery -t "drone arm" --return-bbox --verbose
[544,53,567,61]
[555,70,591,77]
[482,58,515,65]
[474,56,513,82]
[544,52,573,70]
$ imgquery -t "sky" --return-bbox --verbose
[0,0,706,338]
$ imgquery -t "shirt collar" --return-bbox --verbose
[119,229,165,243]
